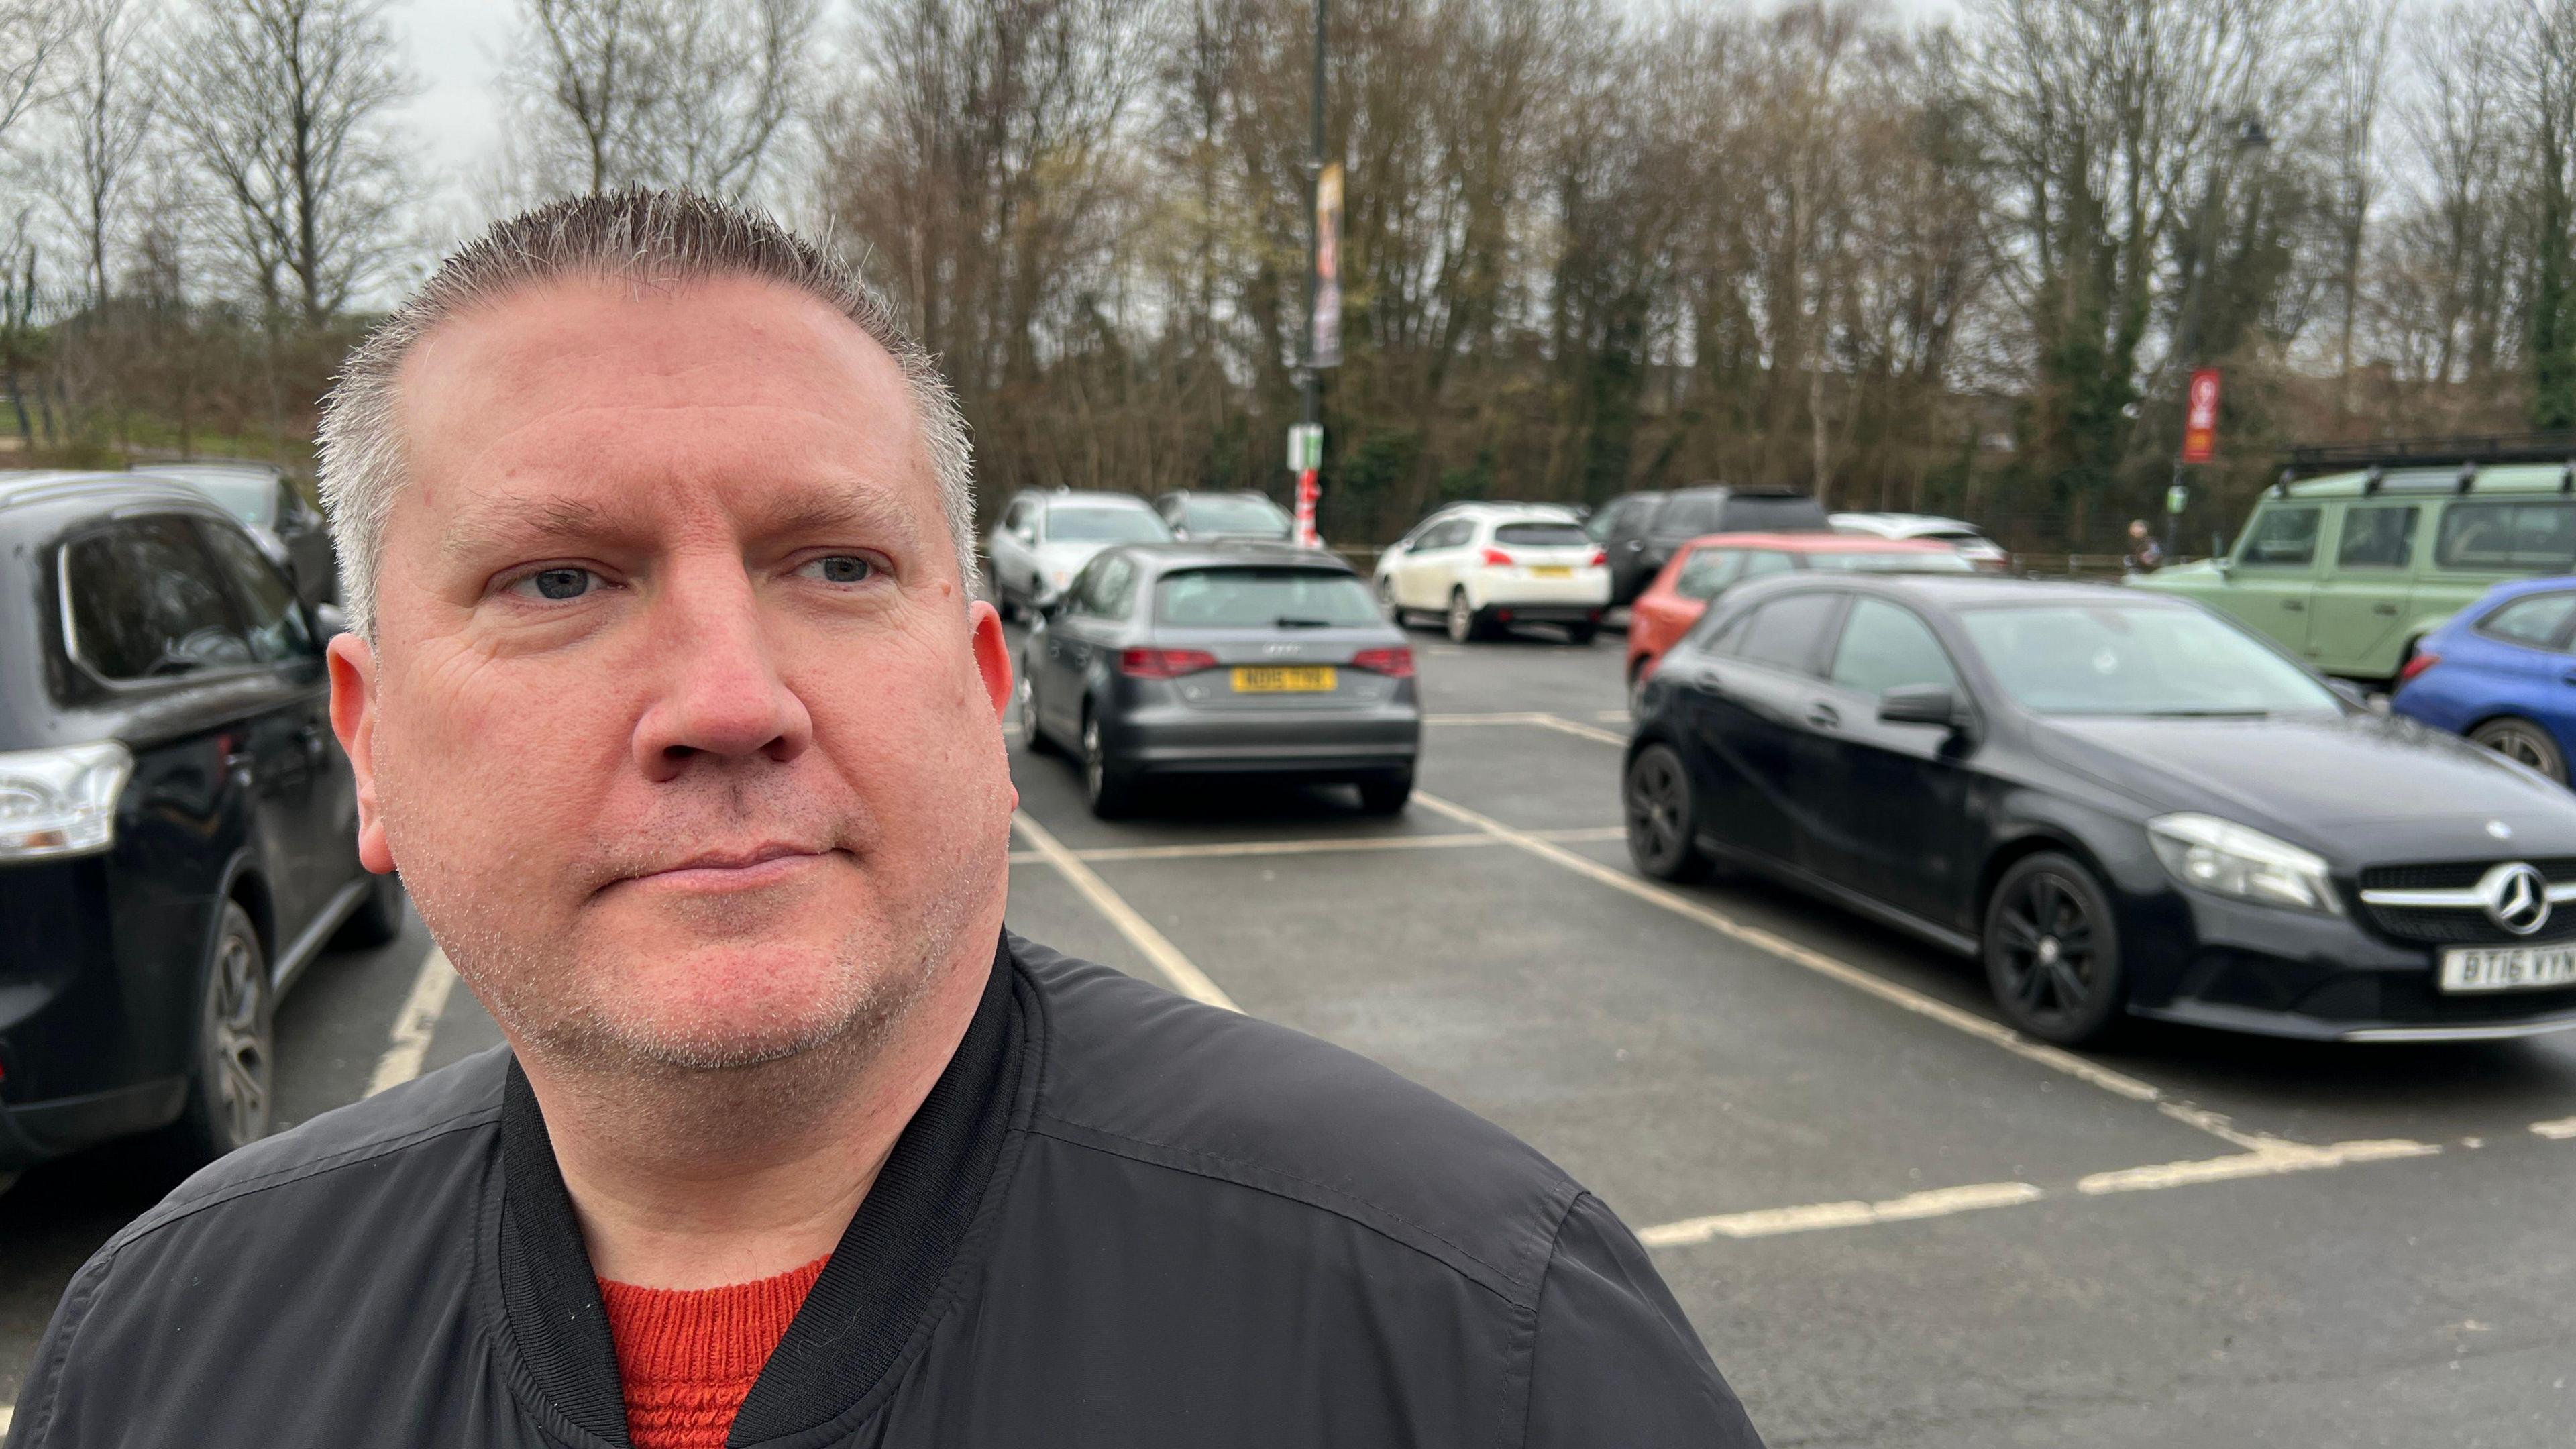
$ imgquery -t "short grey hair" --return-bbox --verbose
[316,189,978,640]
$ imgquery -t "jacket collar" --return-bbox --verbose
[495,935,1026,1446]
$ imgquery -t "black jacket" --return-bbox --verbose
[9,934,1761,1448]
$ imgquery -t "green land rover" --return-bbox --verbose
[2133,457,2576,681]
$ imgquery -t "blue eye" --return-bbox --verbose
[803,555,876,584]
[515,568,596,600]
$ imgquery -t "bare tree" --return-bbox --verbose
[509,0,819,202]
[0,0,69,148]
[42,0,161,308]
[162,0,413,323]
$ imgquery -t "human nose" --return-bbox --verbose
[629,562,814,780]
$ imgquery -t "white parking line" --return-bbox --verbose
[1,1404,13,1434]
[366,947,459,1097]
[2533,1116,2576,1140]
[1641,1181,2043,1246]
[1011,812,1242,1013]
[2078,1136,2440,1195]
[1002,824,1627,867]
[1424,711,1629,747]
[1407,790,2259,1145]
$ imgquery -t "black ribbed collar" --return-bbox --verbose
[495,936,1026,1447]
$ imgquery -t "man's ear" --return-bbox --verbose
[969,598,1013,720]
[327,633,396,874]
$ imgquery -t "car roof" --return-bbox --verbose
[144,460,285,481]
[0,468,227,516]
[1665,482,1810,500]
[2275,465,2576,500]
[1424,501,1582,521]
[1831,511,1981,533]
[1024,489,1155,509]
[1729,571,2171,610]
[1116,541,1356,574]
[2467,574,2576,606]
[1684,531,1956,553]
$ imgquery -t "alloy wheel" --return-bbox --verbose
[206,928,272,1150]
[1623,743,1707,881]
[1992,871,2100,1032]
[2471,718,2568,782]
[1379,577,1402,624]
[1447,591,1474,643]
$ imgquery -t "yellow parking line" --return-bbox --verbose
[367,947,459,1097]
[2531,1116,2576,1140]
[2076,1138,2439,1195]
[1011,812,1242,1013]
[1423,710,1628,747]
[1003,824,1626,868]
[1641,1181,2044,1246]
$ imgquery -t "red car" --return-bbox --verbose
[1624,532,1972,703]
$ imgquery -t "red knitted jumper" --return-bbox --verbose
[597,1256,830,1449]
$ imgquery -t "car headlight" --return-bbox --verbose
[0,741,133,861]
[2147,812,2341,916]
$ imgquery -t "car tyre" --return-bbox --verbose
[1446,589,1484,644]
[1378,577,1407,627]
[168,902,274,1167]
[1017,669,1056,756]
[330,869,406,949]
[1082,710,1138,819]
[2469,716,2569,783]
[1357,773,1412,814]
[1624,742,1711,882]
[1565,624,1598,646]
[1983,852,2126,1046]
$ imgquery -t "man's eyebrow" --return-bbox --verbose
[440,486,926,560]
[444,495,617,559]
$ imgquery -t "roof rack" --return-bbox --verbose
[2278,432,2576,477]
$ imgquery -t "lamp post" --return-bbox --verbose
[2167,112,2270,558]
[1293,0,1328,549]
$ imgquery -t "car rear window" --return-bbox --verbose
[1729,592,1842,674]
[1155,568,1379,627]
[1182,496,1290,535]
[2479,592,2576,648]
[2436,502,2576,570]
[1494,522,1589,548]
[1046,506,1171,543]
[1806,549,1975,574]
[1719,494,1829,532]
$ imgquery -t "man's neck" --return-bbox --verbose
[516,943,995,1291]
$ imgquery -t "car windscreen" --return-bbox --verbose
[1155,567,1380,628]
[1045,506,1170,543]
[1493,522,1589,548]
[1718,495,1828,531]
[1806,550,1975,574]
[1956,604,2341,716]
[1181,496,1291,535]
[174,474,276,529]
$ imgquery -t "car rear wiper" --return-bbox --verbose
[1273,616,1336,628]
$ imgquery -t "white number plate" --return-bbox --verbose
[2439,944,2576,993]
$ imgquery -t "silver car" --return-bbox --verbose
[987,489,1173,619]
[1018,544,1421,818]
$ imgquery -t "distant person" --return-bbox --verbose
[2125,519,2163,573]
[9,191,1761,1449]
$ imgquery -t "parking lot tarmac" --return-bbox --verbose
[5,622,2573,1446]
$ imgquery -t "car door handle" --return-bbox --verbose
[2282,600,2304,611]
[2372,602,2398,615]
[1805,702,1841,730]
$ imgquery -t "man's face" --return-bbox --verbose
[330,276,1016,1072]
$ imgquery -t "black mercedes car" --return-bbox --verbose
[1018,544,1421,817]
[1623,572,2576,1044]
[0,471,398,1184]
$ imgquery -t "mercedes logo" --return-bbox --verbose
[2478,861,2553,936]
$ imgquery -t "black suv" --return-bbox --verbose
[1591,484,1830,604]
[0,471,398,1182]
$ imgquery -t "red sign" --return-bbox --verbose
[2181,368,2222,464]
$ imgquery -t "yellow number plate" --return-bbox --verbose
[1529,565,1573,578]
[1231,666,1337,693]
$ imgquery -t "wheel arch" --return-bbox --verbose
[1971,828,2116,937]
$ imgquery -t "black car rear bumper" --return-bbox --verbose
[2129,889,2576,1041]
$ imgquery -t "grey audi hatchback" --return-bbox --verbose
[1017,544,1422,817]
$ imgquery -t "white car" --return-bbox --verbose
[987,490,1173,618]
[1373,503,1611,643]
[1830,511,2012,572]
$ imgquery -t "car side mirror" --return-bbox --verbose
[311,602,349,643]
[1878,683,1962,729]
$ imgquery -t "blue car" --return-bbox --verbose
[2392,576,2576,783]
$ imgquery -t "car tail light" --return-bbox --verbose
[1118,647,1219,679]
[2398,651,2440,684]
[0,741,132,861]
[1350,647,1415,677]
[1480,547,1515,567]
[1587,549,1607,567]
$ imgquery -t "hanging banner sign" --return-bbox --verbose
[1312,162,1344,368]
[2181,368,2222,464]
